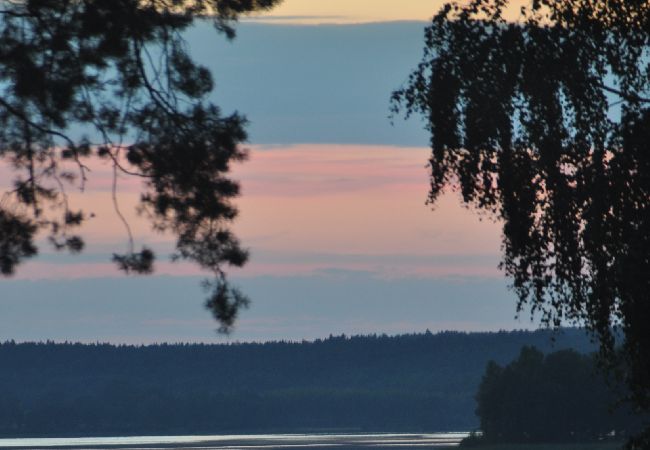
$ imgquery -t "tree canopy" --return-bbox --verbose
[0,0,280,331]
[392,0,650,445]
[474,346,642,443]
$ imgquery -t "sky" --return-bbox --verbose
[247,0,529,24]
[248,0,446,23]
[0,2,539,343]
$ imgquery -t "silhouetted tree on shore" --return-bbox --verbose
[393,1,650,447]
[475,347,642,443]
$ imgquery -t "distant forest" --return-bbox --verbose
[0,329,596,437]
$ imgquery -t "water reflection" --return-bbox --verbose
[0,432,468,449]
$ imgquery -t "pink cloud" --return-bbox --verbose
[11,260,209,281]
[2,144,503,281]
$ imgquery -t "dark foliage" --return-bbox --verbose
[0,329,594,437]
[0,0,280,330]
[474,347,644,444]
[392,1,650,445]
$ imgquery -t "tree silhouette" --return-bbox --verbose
[392,0,650,445]
[0,0,280,331]
[475,347,639,443]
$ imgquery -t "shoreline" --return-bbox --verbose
[0,432,468,450]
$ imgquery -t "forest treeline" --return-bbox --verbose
[470,346,646,444]
[0,329,595,437]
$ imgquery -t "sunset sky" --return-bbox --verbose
[251,0,444,23]
[249,0,528,23]
[1,2,537,343]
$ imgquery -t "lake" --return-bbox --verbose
[0,432,468,449]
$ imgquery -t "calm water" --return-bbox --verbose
[0,432,468,449]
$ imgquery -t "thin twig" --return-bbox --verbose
[112,162,135,255]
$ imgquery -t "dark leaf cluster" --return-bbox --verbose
[0,0,280,330]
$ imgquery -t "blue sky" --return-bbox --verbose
[191,22,430,146]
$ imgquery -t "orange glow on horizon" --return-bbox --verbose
[249,0,530,24]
